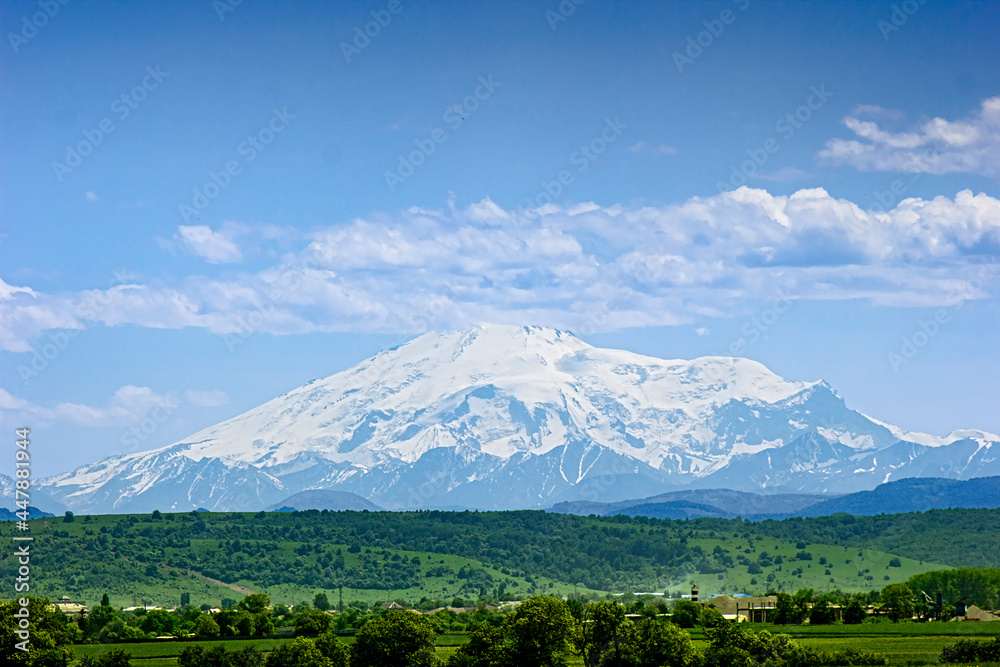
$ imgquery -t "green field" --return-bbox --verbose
[68,622,1000,667]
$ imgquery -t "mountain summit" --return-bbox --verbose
[38,325,999,513]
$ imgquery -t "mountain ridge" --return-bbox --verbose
[35,325,1000,513]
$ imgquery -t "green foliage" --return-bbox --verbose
[878,584,914,622]
[313,593,331,611]
[315,631,350,667]
[906,567,1000,609]
[670,600,703,628]
[239,593,272,615]
[808,601,835,626]
[577,600,627,667]
[842,599,866,625]
[772,593,805,625]
[265,637,332,667]
[447,622,507,667]
[503,596,575,667]
[78,648,133,667]
[621,617,700,667]
[295,608,333,636]
[194,613,220,636]
[940,636,1000,663]
[0,596,80,666]
[352,609,437,667]
[63,511,75,523]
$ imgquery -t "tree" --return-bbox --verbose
[295,608,333,636]
[101,593,111,607]
[625,617,700,667]
[670,600,703,628]
[64,511,75,522]
[503,596,574,667]
[808,600,835,625]
[701,606,726,628]
[266,637,332,667]
[446,622,506,667]
[771,593,803,625]
[180,592,191,608]
[194,614,220,637]
[577,601,627,667]
[880,584,915,622]
[239,593,272,615]
[315,631,351,667]
[314,592,331,611]
[0,596,78,666]
[843,599,866,625]
[352,609,437,667]
[78,649,133,667]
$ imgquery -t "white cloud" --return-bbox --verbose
[1,189,998,350]
[85,191,98,201]
[176,224,244,263]
[0,385,178,428]
[0,385,230,428]
[820,96,1000,179]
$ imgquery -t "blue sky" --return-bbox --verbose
[2,0,999,478]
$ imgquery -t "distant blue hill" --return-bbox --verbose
[0,506,54,520]
[549,476,1000,520]
[264,490,383,512]
[797,476,1000,517]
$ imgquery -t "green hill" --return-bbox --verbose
[3,507,997,609]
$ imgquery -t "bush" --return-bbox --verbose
[940,637,1000,663]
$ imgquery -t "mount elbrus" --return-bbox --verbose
[37,325,999,514]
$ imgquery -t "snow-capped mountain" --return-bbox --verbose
[37,325,1000,513]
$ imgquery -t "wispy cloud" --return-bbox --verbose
[175,224,244,263]
[0,385,228,428]
[820,96,1000,179]
[85,191,98,201]
[2,188,998,351]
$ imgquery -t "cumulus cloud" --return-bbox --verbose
[820,96,1000,179]
[176,224,244,263]
[1,189,998,351]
